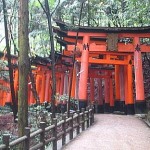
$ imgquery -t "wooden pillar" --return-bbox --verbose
[30,88,35,104]
[44,73,50,102]
[14,69,19,94]
[124,65,128,114]
[104,71,110,112]
[90,78,94,104]
[97,78,104,113]
[126,55,134,114]
[56,73,61,94]
[109,75,114,113]
[114,65,121,111]
[78,35,89,109]
[119,65,125,112]
[63,71,69,95]
[71,68,76,98]
[28,83,31,105]
[41,72,46,103]
[75,63,80,100]
[134,37,145,113]
[59,73,64,96]
[36,74,41,97]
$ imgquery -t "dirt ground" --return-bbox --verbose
[62,114,150,150]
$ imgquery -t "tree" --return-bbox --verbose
[2,0,17,121]
[18,0,29,146]
[38,0,60,118]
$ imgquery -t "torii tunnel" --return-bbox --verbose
[0,21,150,115]
[54,20,150,114]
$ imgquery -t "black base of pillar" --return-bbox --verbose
[114,101,125,112]
[79,100,87,110]
[135,101,146,114]
[94,104,104,113]
[104,103,110,113]
[114,100,120,111]
[98,105,104,113]
[126,104,135,115]
[120,101,126,112]
[109,106,114,113]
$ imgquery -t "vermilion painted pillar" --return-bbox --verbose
[59,73,64,95]
[48,76,52,103]
[104,71,110,112]
[45,73,50,102]
[28,83,31,105]
[114,65,121,111]
[30,88,35,104]
[109,75,114,113]
[78,35,89,109]
[97,78,104,113]
[126,55,134,114]
[14,69,18,93]
[134,37,145,113]
[124,65,128,113]
[63,71,69,95]
[56,73,61,94]
[41,72,46,103]
[75,63,80,100]
[6,92,11,105]
[36,74,41,102]
[71,68,76,98]
[5,83,11,105]
[119,65,125,112]
[90,78,94,104]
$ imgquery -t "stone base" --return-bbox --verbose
[94,104,104,113]
[114,101,125,112]
[135,101,146,114]
[104,103,110,113]
[126,104,135,115]
[109,106,114,113]
[79,100,87,110]
[114,100,120,111]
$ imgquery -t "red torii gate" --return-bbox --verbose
[54,20,150,114]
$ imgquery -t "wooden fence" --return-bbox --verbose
[0,106,94,150]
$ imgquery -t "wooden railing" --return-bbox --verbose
[0,106,94,150]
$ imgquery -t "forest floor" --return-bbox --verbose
[61,114,150,150]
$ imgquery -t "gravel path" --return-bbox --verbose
[62,114,150,150]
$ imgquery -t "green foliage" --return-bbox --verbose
[1,0,150,57]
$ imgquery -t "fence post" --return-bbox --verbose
[91,105,94,124]
[25,127,30,150]
[81,108,85,131]
[40,122,46,150]
[76,110,80,135]
[86,106,89,128]
[3,134,10,150]
[90,106,92,126]
[53,118,57,150]
[69,113,73,140]
[62,114,66,146]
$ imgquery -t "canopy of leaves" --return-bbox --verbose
[0,0,150,57]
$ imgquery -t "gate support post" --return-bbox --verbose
[134,37,146,114]
[126,55,134,114]
[78,35,89,109]
[114,65,121,111]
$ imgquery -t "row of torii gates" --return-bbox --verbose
[54,20,150,114]
[0,20,150,115]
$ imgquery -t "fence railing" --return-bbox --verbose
[0,106,94,150]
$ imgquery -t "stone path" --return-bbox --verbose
[62,114,150,150]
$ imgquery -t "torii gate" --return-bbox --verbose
[54,20,150,114]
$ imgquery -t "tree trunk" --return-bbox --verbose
[2,0,18,120]
[45,0,56,118]
[18,0,29,145]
